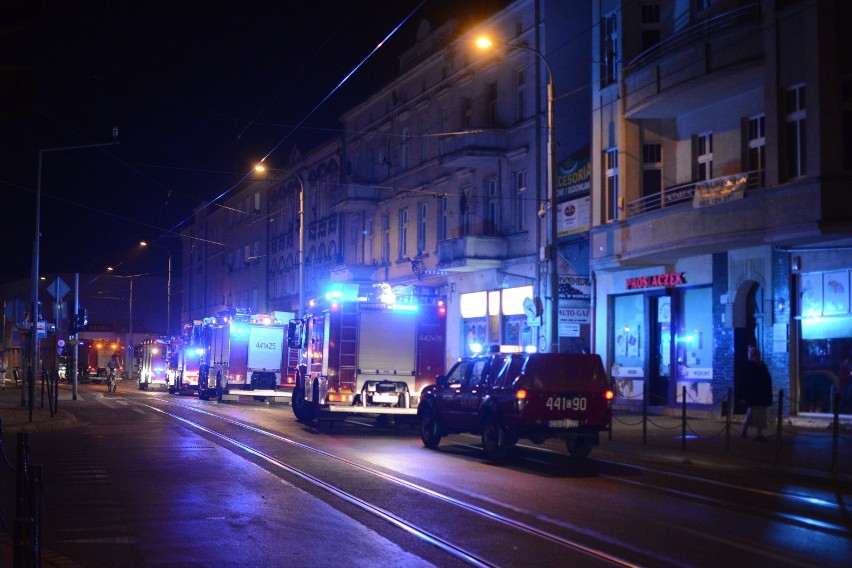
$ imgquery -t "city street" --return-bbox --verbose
[1,383,850,567]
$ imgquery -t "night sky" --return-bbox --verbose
[1,0,510,282]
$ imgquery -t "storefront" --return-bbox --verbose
[600,257,716,410]
[459,285,536,355]
[796,266,852,416]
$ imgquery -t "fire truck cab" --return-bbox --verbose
[288,283,446,424]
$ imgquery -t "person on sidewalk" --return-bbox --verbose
[0,352,7,389]
[741,345,773,440]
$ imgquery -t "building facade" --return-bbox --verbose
[589,0,852,417]
[180,0,593,372]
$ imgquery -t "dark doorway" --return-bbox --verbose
[648,295,672,406]
[733,281,762,413]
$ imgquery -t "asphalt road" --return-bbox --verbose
[1,383,850,567]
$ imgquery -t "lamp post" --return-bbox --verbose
[140,241,172,336]
[475,36,559,352]
[107,268,137,382]
[255,164,306,316]
[30,136,118,416]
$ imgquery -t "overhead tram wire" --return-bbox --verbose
[167,0,427,241]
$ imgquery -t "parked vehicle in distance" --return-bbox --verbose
[418,351,614,460]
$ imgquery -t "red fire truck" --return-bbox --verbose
[197,309,288,400]
[166,323,203,395]
[287,283,447,424]
[138,336,183,391]
[82,338,125,382]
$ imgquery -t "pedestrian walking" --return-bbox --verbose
[741,345,773,440]
[0,352,7,389]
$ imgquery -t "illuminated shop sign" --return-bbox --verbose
[626,272,686,290]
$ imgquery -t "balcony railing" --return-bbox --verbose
[439,130,507,166]
[627,170,763,217]
[625,2,762,72]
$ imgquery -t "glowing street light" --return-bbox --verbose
[475,35,559,352]
[140,241,173,336]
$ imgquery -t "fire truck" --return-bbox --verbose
[137,336,182,391]
[196,309,288,400]
[83,338,125,382]
[165,323,203,395]
[287,283,447,424]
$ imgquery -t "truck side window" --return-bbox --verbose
[445,361,470,387]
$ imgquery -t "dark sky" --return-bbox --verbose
[1,0,510,282]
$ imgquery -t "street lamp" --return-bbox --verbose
[30,135,118,417]
[107,267,139,382]
[255,163,306,316]
[140,241,172,336]
[475,36,559,352]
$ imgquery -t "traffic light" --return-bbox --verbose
[78,308,88,329]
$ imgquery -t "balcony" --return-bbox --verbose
[439,130,507,167]
[591,172,826,270]
[627,170,763,217]
[330,183,380,212]
[623,2,763,119]
[436,235,508,272]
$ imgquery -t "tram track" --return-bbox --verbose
[124,393,850,567]
[140,398,645,568]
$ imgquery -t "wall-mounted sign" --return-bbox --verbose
[626,272,686,290]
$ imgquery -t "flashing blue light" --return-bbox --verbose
[524,345,538,354]
[470,343,483,354]
[230,323,248,336]
[390,303,419,312]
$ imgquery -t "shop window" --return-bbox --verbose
[675,287,714,405]
[611,294,646,402]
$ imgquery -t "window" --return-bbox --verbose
[398,208,409,259]
[747,114,766,186]
[460,186,472,237]
[642,143,662,199]
[485,82,498,127]
[785,84,806,179]
[419,115,428,163]
[843,77,852,171]
[514,170,526,231]
[437,195,448,242]
[640,3,661,52]
[601,13,618,87]
[366,220,375,263]
[381,214,390,263]
[696,132,713,181]
[515,69,526,122]
[417,202,427,254]
[486,178,499,235]
[461,97,472,129]
[605,148,619,222]
[399,127,410,170]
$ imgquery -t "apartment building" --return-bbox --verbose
[180,0,594,370]
[590,0,852,416]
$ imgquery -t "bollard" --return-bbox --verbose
[14,432,31,564]
[831,392,840,474]
[30,464,43,565]
[642,380,648,446]
[725,387,732,455]
[681,386,687,451]
[775,389,784,465]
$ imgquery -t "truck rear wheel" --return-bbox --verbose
[419,406,442,449]
[566,435,594,459]
[292,379,315,423]
[481,413,511,460]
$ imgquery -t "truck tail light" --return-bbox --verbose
[515,389,527,400]
[604,390,614,401]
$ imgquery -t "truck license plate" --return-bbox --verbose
[548,418,579,429]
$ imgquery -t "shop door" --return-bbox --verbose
[649,296,672,406]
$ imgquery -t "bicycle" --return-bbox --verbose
[107,369,117,393]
